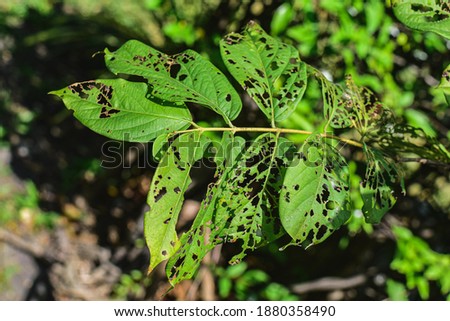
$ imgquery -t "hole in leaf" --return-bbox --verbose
[154,186,167,202]
[316,225,328,240]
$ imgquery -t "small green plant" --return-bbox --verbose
[113,269,151,300]
[50,21,450,287]
[216,262,298,300]
[390,226,450,300]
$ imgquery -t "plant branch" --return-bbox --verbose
[173,127,364,148]
[395,157,450,168]
[290,274,367,294]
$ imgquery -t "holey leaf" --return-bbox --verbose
[438,64,450,105]
[50,79,192,142]
[220,21,307,126]
[219,134,295,263]
[279,136,351,247]
[360,145,399,224]
[104,40,242,126]
[167,133,294,285]
[392,0,450,39]
[312,69,351,129]
[145,132,209,272]
[166,132,246,285]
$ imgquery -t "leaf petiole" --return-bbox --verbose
[172,127,364,148]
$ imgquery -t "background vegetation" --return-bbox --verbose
[0,0,448,300]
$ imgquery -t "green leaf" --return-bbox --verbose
[271,3,294,36]
[167,133,294,285]
[342,74,393,134]
[152,132,171,161]
[50,79,192,142]
[312,69,351,129]
[372,123,450,164]
[279,136,351,247]
[220,21,307,126]
[438,64,450,105]
[220,134,294,263]
[104,40,241,126]
[166,132,246,285]
[392,0,450,39]
[145,132,208,272]
[386,279,408,301]
[360,146,399,223]
[416,277,430,300]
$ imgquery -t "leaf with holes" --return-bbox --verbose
[145,132,209,272]
[438,64,450,105]
[312,69,351,129]
[392,0,450,39]
[49,79,192,142]
[166,132,246,285]
[360,145,399,223]
[220,21,307,126]
[220,134,294,263]
[370,124,450,164]
[279,136,351,247]
[105,40,241,126]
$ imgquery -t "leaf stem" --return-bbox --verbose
[173,127,363,148]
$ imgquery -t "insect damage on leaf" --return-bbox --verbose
[50,20,450,289]
[360,145,399,223]
[67,81,120,118]
[104,40,242,126]
[50,79,192,143]
[220,20,307,126]
[280,136,351,247]
[145,132,210,272]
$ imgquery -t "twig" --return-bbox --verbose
[396,157,450,168]
[0,227,49,261]
[290,274,367,294]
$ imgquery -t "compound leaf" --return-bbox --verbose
[392,0,450,39]
[50,79,192,142]
[220,21,307,126]
[279,136,351,247]
[145,132,209,273]
[105,40,242,126]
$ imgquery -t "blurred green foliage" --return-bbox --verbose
[390,226,450,300]
[113,269,151,300]
[0,178,59,229]
[216,262,298,300]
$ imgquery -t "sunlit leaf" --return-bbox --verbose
[167,133,294,285]
[104,40,242,126]
[145,132,209,272]
[392,0,450,39]
[166,132,246,285]
[279,136,351,247]
[220,21,307,126]
[50,79,192,142]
